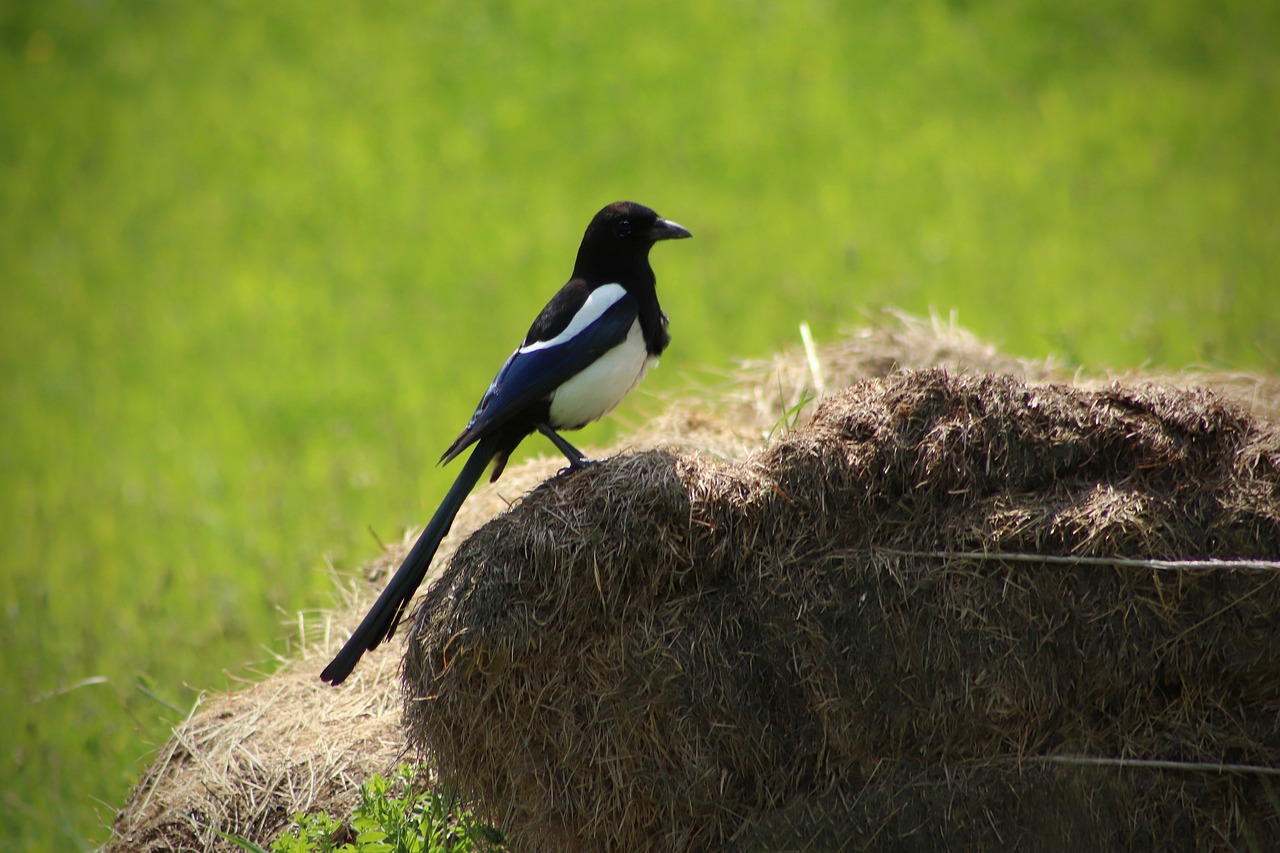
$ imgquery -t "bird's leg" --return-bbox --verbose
[537,423,597,471]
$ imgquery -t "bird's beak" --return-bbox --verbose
[648,218,692,241]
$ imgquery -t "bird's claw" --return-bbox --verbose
[556,457,598,478]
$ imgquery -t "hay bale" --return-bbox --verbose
[103,563,433,853]
[105,653,402,851]
[108,312,1280,850]
[403,368,1280,851]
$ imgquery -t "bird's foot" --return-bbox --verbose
[555,456,598,478]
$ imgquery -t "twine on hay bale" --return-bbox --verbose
[403,367,1280,851]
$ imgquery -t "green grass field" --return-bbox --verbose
[2,1,1277,849]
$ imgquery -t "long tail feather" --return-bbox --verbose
[320,438,497,685]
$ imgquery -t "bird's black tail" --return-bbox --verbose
[320,438,498,685]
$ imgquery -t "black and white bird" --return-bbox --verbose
[321,201,691,685]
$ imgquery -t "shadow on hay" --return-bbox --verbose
[403,369,1280,851]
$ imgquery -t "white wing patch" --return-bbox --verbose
[547,319,653,430]
[519,283,628,354]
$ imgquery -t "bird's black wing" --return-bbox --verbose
[439,288,639,466]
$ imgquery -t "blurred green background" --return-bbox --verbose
[2,0,1277,849]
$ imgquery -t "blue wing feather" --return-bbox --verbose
[440,293,639,465]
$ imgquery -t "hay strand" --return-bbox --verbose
[886,549,1280,572]
[1032,754,1280,778]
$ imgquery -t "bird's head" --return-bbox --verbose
[590,200,692,245]
[574,201,691,282]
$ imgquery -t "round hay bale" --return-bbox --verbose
[403,369,1280,851]
[107,313,1280,850]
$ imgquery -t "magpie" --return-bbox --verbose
[321,201,691,685]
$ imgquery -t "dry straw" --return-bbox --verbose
[110,312,1280,851]
[404,318,1280,851]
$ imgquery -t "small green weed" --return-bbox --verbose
[766,384,816,443]
[265,765,502,853]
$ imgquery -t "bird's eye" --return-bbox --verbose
[614,219,633,238]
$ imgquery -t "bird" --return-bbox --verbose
[321,201,691,685]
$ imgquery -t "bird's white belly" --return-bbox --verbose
[548,320,652,430]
